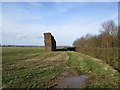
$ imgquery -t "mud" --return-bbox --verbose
[42,66,89,88]
[54,66,89,88]
[55,75,89,88]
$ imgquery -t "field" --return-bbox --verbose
[2,47,119,88]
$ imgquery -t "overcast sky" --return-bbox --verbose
[1,2,118,46]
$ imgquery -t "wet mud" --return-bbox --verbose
[42,66,89,88]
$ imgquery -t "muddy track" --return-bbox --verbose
[14,51,89,88]
[41,66,89,88]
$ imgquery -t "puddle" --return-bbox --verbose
[42,66,90,88]
[54,74,89,88]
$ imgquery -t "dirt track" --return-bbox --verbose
[42,65,89,88]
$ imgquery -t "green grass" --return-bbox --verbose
[2,47,119,88]
[67,51,119,88]
[2,47,67,88]
[76,47,119,71]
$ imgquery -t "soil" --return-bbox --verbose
[41,66,89,88]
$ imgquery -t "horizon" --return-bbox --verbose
[1,2,118,46]
[1,44,72,47]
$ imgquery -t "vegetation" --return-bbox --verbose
[67,51,119,88]
[73,20,118,48]
[2,47,68,88]
[2,47,119,88]
[73,20,119,71]
[76,47,119,71]
[2,20,119,88]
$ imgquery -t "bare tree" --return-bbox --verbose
[73,20,118,48]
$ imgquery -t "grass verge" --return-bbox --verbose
[67,51,119,88]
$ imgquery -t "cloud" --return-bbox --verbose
[0,3,2,44]
[55,3,74,13]
[16,34,27,39]
[55,2,89,14]
[2,2,118,46]
[2,16,85,46]
[29,2,43,7]
[2,2,43,22]
[1,0,120,2]
[88,12,118,27]
[2,11,118,46]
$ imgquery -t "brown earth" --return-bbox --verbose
[41,66,89,88]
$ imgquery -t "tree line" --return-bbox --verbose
[73,20,119,48]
